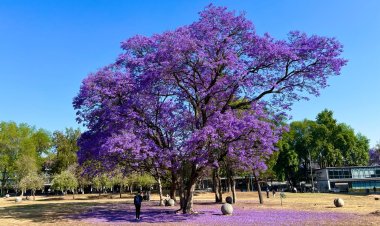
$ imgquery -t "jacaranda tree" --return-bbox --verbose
[73,5,346,213]
[369,143,380,166]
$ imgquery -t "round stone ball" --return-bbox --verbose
[5,194,10,198]
[334,198,344,207]
[221,203,233,215]
[168,199,175,206]
[15,197,22,203]
[225,196,233,204]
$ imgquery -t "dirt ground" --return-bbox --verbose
[0,192,379,225]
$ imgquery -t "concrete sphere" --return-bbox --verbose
[15,197,22,203]
[334,198,344,207]
[5,194,10,198]
[225,196,233,204]
[168,199,175,206]
[221,203,233,215]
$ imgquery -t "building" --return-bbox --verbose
[315,166,380,192]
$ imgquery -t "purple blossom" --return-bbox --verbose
[369,145,380,165]
[70,201,357,225]
[73,5,346,212]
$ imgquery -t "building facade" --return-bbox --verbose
[315,166,380,192]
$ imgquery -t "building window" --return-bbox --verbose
[328,169,352,179]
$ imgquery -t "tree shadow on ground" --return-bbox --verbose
[0,201,208,224]
[69,206,194,224]
[193,201,216,205]
[36,197,65,201]
[0,201,97,223]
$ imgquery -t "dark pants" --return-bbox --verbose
[135,204,141,219]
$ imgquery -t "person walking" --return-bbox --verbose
[134,191,143,220]
[266,187,270,198]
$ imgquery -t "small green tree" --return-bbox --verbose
[132,173,155,192]
[74,164,90,195]
[52,170,78,199]
[92,173,113,197]
[110,168,130,198]
[19,172,45,200]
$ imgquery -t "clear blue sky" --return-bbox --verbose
[0,0,379,147]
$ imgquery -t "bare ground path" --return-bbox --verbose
[0,192,379,225]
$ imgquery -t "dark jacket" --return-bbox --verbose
[134,194,143,205]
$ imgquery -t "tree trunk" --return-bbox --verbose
[255,174,263,204]
[183,182,196,214]
[246,177,250,192]
[176,164,202,214]
[178,175,185,213]
[1,169,8,197]
[157,176,164,206]
[119,185,122,198]
[212,171,216,193]
[230,176,236,204]
[33,190,35,201]
[213,168,222,203]
[170,171,177,201]
[72,189,75,200]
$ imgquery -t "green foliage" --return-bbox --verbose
[92,173,113,192]
[311,110,369,167]
[73,164,90,192]
[52,169,78,194]
[0,121,51,196]
[275,109,370,184]
[127,172,155,190]
[51,128,81,174]
[19,172,45,195]
[274,137,299,184]
[110,167,129,188]
[261,150,280,180]
[15,155,38,181]
[32,129,52,166]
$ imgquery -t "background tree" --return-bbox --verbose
[51,128,80,174]
[275,138,299,188]
[18,172,45,200]
[276,109,370,186]
[74,5,346,213]
[369,143,380,166]
[312,110,369,167]
[91,173,113,196]
[0,121,51,196]
[51,169,78,199]
[110,167,130,198]
[31,129,52,167]
[74,164,90,195]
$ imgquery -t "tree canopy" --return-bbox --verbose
[369,143,380,166]
[73,5,346,213]
[275,109,370,185]
[0,121,51,196]
[50,128,81,174]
